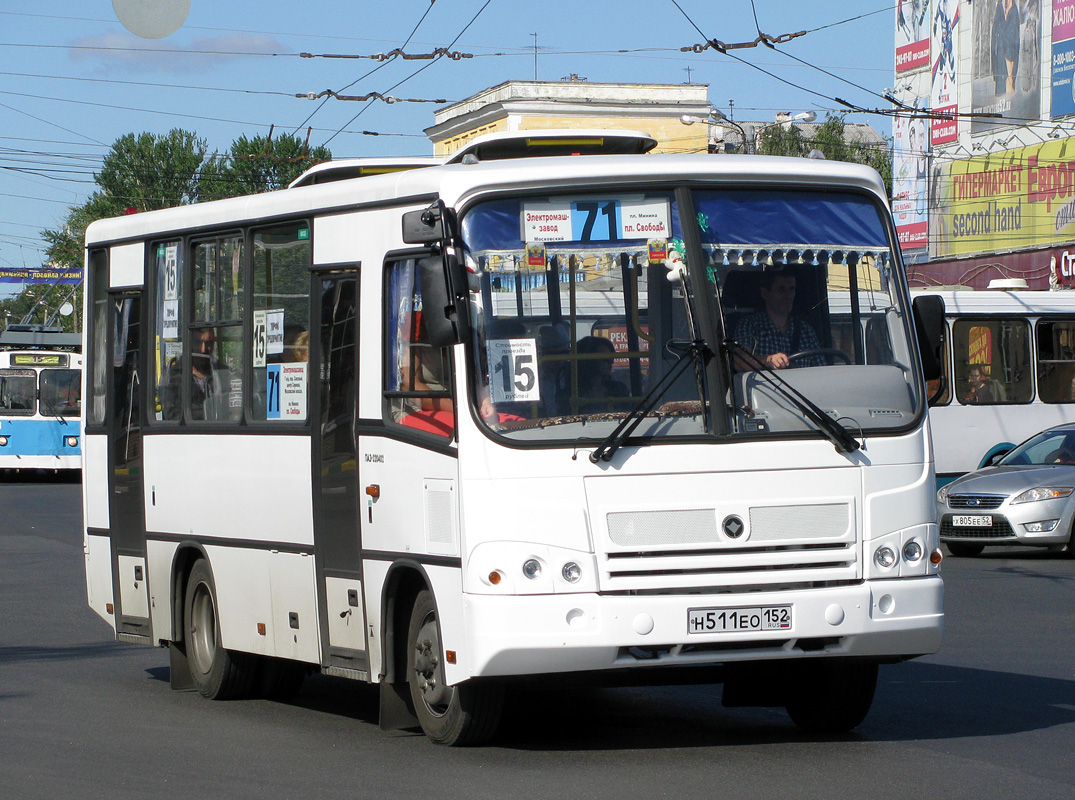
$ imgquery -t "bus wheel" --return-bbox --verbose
[946,542,985,557]
[784,660,877,734]
[183,559,257,700]
[406,589,504,746]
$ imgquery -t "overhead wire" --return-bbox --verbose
[321,0,494,147]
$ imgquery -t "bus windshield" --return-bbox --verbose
[39,368,82,417]
[461,187,920,445]
[0,369,37,415]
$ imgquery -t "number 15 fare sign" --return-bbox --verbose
[523,197,671,243]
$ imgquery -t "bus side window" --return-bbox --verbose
[952,318,1032,405]
[385,259,454,437]
[1036,319,1075,403]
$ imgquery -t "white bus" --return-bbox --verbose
[912,287,1075,483]
[82,134,945,745]
[0,325,82,472]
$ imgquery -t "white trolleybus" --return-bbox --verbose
[0,324,82,472]
[82,132,945,745]
[911,285,1075,483]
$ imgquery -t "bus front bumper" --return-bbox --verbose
[459,576,943,679]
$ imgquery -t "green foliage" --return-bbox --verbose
[0,284,82,333]
[200,133,333,202]
[96,129,208,212]
[24,129,333,328]
[755,112,893,196]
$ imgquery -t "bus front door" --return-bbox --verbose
[312,272,368,675]
[108,292,150,641]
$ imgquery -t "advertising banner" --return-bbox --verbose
[893,112,931,250]
[0,267,83,285]
[930,0,960,145]
[929,138,1075,258]
[1053,0,1075,117]
[971,0,1042,133]
[896,0,930,73]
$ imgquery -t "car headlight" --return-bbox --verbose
[937,484,949,503]
[1012,486,1074,504]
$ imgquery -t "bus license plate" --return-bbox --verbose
[687,605,792,635]
[953,515,991,527]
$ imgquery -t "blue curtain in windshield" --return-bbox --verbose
[693,191,887,247]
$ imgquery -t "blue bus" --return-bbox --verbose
[0,325,82,472]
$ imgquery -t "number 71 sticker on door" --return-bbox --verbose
[266,362,308,420]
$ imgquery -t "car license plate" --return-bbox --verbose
[953,515,991,527]
[687,605,792,634]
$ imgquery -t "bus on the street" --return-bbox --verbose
[82,132,945,745]
[912,286,1075,483]
[0,324,82,472]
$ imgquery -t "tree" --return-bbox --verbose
[756,112,893,196]
[199,132,332,202]
[95,129,208,212]
[34,128,334,316]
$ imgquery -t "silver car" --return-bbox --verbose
[937,423,1075,557]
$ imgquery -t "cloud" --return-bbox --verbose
[69,30,289,74]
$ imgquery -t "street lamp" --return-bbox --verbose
[680,110,817,155]
[679,111,749,153]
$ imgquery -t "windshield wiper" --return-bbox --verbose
[724,339,860,454]
[42,397,68,425]
[590,339,710,463]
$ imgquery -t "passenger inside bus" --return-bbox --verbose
[732,270,824,369]
[963,364,1002,404]
[159,327,235,421]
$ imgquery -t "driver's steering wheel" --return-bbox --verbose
[787,348,852,365]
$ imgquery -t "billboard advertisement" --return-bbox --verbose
[896,0,930,73]
[1053,0,1075,118]
[893,73,932,252]
[930,0,960,145]
[929,138,1075,258]
[971,0,1042,133]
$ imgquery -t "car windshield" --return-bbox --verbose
[999,429,1075,466]
[460,186,922,446]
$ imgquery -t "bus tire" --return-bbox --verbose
[183,559,258,700]
[784,660,877,734]
[946,542,984,557]
[406,589,504,746]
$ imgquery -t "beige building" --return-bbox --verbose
[424,80,714,157]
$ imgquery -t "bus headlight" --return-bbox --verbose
[522,559,542,579]
[903,540,923,562]
[561,562,582,583]
[874,545,898,569]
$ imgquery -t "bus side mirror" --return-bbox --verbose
[402,207,444,244]
[912,294,945,382]
[419,254,470,348]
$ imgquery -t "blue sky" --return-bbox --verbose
[0,1,896,299]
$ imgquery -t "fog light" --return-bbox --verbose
[874,545,898,569]
[562,562,582,583]
[903,540,923,562]
[1023,519,1060,532]
[0,436,7,446]
[66,436,78,447]
[522,559,542,579]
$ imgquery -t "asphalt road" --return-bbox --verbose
[3,473,1075,800]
